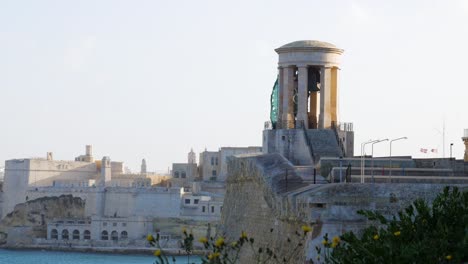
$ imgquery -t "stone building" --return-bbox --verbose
[198,147,262,181]
[1,145,223,249]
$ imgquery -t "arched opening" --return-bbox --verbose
[62,229,69,240]
[72,230,80,240]
[111,231,118,241]
[101,230,108,240]
[120,231,128,240]
[51,229,58,240]
[84,230,91,240]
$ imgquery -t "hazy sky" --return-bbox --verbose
[1,0,468,171]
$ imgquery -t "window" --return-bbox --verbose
[211,206,214,213]
[113,222,117,227]
[72,230,80,240]
[103,222,107,227]
[211,157,214,165]
[185,199,191,204]
[215,158,218,165]
[174,171,180,178]
[194,199,199,204]
[84,230,91,240]
[181,172,186,178]
[220,206,223,212]
[111,231,118,241]
[202,206,206,212]
[121,231,128,240]
[101,230,109,240]
[122,223,127,227]
[51,229,58,240]
[212,170,217,176]
[62,229,69,240]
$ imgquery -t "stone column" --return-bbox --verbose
[463,138,468,162]
[330,67,339,126]
[319,66,332,128]
[296,65,308,128]
[282,66,295,128]
[309,91,318,129]
[277,67,284,128]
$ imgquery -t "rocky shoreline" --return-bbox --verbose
[0,244,206,256]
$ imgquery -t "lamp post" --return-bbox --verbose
[371,139,388,184]
[361,139,379,183]
[389,137,408,182]
[450,143,454,159]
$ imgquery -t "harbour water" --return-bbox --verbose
[0,249,202,264]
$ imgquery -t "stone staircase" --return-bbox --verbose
[306,129,343,160]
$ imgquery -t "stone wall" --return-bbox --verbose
[0,195,85,246]
[263,129,342,166]
[25,186,184,218]
[221,154,309,264]
[222,154,468,262]
[2,159,97,217]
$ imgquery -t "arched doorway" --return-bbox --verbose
[101,230,108,240]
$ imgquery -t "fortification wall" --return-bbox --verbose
[0,195,85,246]
[24,187,183,218]
[222,154,468,262]
[221,154,308,264]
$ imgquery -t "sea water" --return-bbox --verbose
[0,249,202,264]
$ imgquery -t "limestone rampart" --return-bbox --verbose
[222,154,468,262]
[221,153,309,264]
[0,195,85,246]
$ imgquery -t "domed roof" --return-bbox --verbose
[275,40,343,54]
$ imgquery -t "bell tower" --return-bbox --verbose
[264,40,354,165]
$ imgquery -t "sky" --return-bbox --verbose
[1,0,468,172]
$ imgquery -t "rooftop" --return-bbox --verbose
[275,40,343,54]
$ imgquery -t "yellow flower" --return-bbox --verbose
[154,249,161,256]
[208,252,220,260]
[321,239,329,246]
[373,234,379,240]
[394,231,401,236]
[182,227,187,233]
[215,237,225,247]
[240,231,248,239]
[198,237,208,244]
[332,236,340,244]
[231,241,238,247]
[331,241,338,248]
[146,234,154,242]
[302,225,313,233]
[446,255,453,261]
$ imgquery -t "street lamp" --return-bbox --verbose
[371,139,388,184]
[450,143,454,159]
[389,137,408,181]
[361,139,379,183]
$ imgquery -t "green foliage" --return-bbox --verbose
[149,226,313,264]
[315,186,468,264]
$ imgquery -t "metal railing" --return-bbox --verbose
[331,122,347,157]
[298,120,316,163]
[332,121,353,132]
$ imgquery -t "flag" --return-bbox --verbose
[431,149,438,153]
[420,148,428,153]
